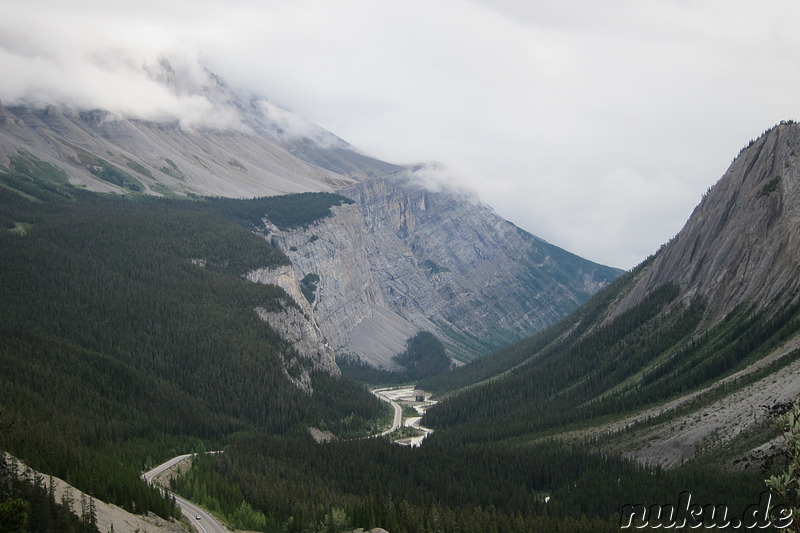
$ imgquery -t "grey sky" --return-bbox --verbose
[2,0,799,268]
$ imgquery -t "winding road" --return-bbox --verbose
[142,454,228,533]
[371,386,436,445]
[141,389,430,532]
[371,387,403,436]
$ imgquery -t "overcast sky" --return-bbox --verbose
[2,1,800,268]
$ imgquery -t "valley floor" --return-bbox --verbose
[372,386,436,445]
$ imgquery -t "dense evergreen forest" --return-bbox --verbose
[0,178,384,524]
[421,258,800,445]
[168,433,779,533]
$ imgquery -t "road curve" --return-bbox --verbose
[372,387,403,436]
[142,454,228,533]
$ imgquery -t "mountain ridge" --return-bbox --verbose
[0,61,622,368]
[609,121,800,325]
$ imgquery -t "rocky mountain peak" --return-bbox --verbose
[614,121,800,323]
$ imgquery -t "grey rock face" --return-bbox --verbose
[613,122,800,323]
[253,173,621,367]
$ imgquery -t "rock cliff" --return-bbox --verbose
[251,173,621,367]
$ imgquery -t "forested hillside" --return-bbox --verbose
[422,123,800,468]
[163,428,775,532]
[0,187,384,521]
[423,268,800,442]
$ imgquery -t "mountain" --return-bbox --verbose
[0,59,398,199]
[424,120,800,469]
[250,172,620,366]
[0,102,391,199]
[0,60,628,531]
[611,122,800,323]
[0,61,621,368]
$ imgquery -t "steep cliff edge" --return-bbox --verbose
[251,173,622,367]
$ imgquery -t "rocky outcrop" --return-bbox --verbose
[254,305,339,392]
[250,199,423,368]
[571,122,800,466]
[252,173,621,367]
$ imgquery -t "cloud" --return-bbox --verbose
[0,3,247,130]
[3,0,800,267]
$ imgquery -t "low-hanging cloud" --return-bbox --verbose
[3,0,800,268]
[0,3,249,131]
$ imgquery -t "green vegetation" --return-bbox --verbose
[759,175,782,197]
[401,404,419,419]
[389,425,425,441]
[169,432,773,533]
[0,452,110,533]
[0,151,75,201]
[299,273,320,304]
[56,140,143,192]
[766,399,800,520]
[424,266,800,445]
[393,332,451,379]
[87,159,143,192]
[159,158,185,180]
[423,259,450,274]
[210,192,353,231]
[124,157,155,179]
[0,188,384,520]
[420,265,642,394]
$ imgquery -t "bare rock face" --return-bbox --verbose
[253,173,621,367]
[613,122,800,323]
[251,196,425,368]
[254,305,339,393]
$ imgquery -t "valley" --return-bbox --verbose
[2,60,800,532]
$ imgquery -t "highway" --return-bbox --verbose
[372,387,403,436]
[142,454,228,533]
